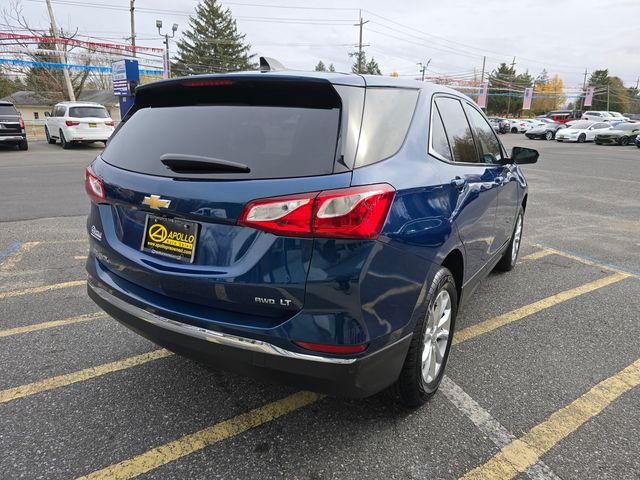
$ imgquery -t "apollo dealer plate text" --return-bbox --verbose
[142,214,199,263]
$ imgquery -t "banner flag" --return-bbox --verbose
[477,82,489,108]
[584,86,595,107]
[522,87,534,110]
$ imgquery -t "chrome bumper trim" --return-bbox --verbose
[89,283,358,365]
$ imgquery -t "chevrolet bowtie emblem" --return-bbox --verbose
[142,195,171,209]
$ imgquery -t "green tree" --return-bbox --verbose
[0,71,22,98]
[314,60,327,72]
[328,63,335,72]
[172,0,255,76]
[349,51,381,75]
[487,63,515,115]
[587,70,629,112]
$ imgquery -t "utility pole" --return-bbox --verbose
[45,0,75,101]
[506,56,515,116]
[580,68,588,111]
[130,0,136,57]
[418,58,431,82]
[354,10,369,74]
[480,55,486,83]
[157,20,177,78]
[606,84,610,111]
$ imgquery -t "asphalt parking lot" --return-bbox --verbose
[1,137,639,479]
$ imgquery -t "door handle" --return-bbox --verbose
[451,177,466,191]
[494,176,505,184]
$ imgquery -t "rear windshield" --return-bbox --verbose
[0,105,18,115]
[102,105,340,179]
[69,106,109,118]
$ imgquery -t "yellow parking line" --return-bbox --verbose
[77,391,323,480]
[460,357,640,480]
[0,349,172,404]
[453,272,630,345]
[0,241,40,271]
[0,312,107,338]
[0,280,86,300]
[518,248,553,262]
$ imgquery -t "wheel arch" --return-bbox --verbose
[442,248,463,303]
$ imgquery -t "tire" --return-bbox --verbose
[545,131,554,141]
[494,207,524,272]
[396,267,458,408]
[577,134,586,143]
[17,139,28,151]
[595,141,602,145]
[620,136,629,146]
[511,127,518,133]
[45,127,56,144]
[60,130,71,149]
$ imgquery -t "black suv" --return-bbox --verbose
[0,101,28,150]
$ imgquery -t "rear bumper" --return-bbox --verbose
[67,130,113,141]
[87,280,412,398]
[0,135,26,142]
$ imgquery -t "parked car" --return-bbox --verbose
[581,111,615,122]
[546,110,581,124]
[0,101,28,150]
[635,135,640,148]
[594,123,640,145]
[608,112,629,122]
[488,117,509,134]
[507,119,529,133]
[84,69,537,407]
[555,121,611,143]
[525,122,566,140]
[45,102,115,149]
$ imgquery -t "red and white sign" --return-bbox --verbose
[584,86,596,107]
[477,82,489,108]
[522,87,534,110]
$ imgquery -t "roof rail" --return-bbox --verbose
[259,56,286,72]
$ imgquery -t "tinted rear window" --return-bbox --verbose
[102,105,340,179]
[69,107,109,118]
[0,105,18,115]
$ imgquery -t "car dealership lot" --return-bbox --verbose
[1,139,639,479]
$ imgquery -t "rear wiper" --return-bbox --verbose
[160,154,250,174]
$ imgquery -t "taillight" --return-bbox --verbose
[84,166,106,203]
[66,120,80,126]
[105,120,115,127]
[238,184,395,239]
[19,116,25,129]
[294,341,369,354]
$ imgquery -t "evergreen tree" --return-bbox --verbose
[314,60,327,72]
[587,70,629,112]
[328,63,335,72]
[363,57,381,75]
[487,63,515,115]
[349,51,381,75]
[172,0,255,76]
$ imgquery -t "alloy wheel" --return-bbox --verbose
[421,289,452,385]
[511,213,523,263]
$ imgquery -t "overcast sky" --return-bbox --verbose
[9,0,640,88]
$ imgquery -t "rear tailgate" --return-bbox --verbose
[90,75,360,321]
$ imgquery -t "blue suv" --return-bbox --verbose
[85,69,537,407]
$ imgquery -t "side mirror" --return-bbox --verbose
[44,112,50,117]
[510,146,538,165]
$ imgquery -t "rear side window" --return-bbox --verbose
[429,104,452,162]
[0,105,18,115]
[69,107,109,118]
[102,105,340,179]
[354,88,419,167]
[434,97,478,163]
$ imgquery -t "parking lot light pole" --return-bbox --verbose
[156,20,178,78]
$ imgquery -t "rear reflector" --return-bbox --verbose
[238,184,395,239]
[84,166,106,203]
[294,341,369,354]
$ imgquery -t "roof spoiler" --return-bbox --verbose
[259,56,286,72]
